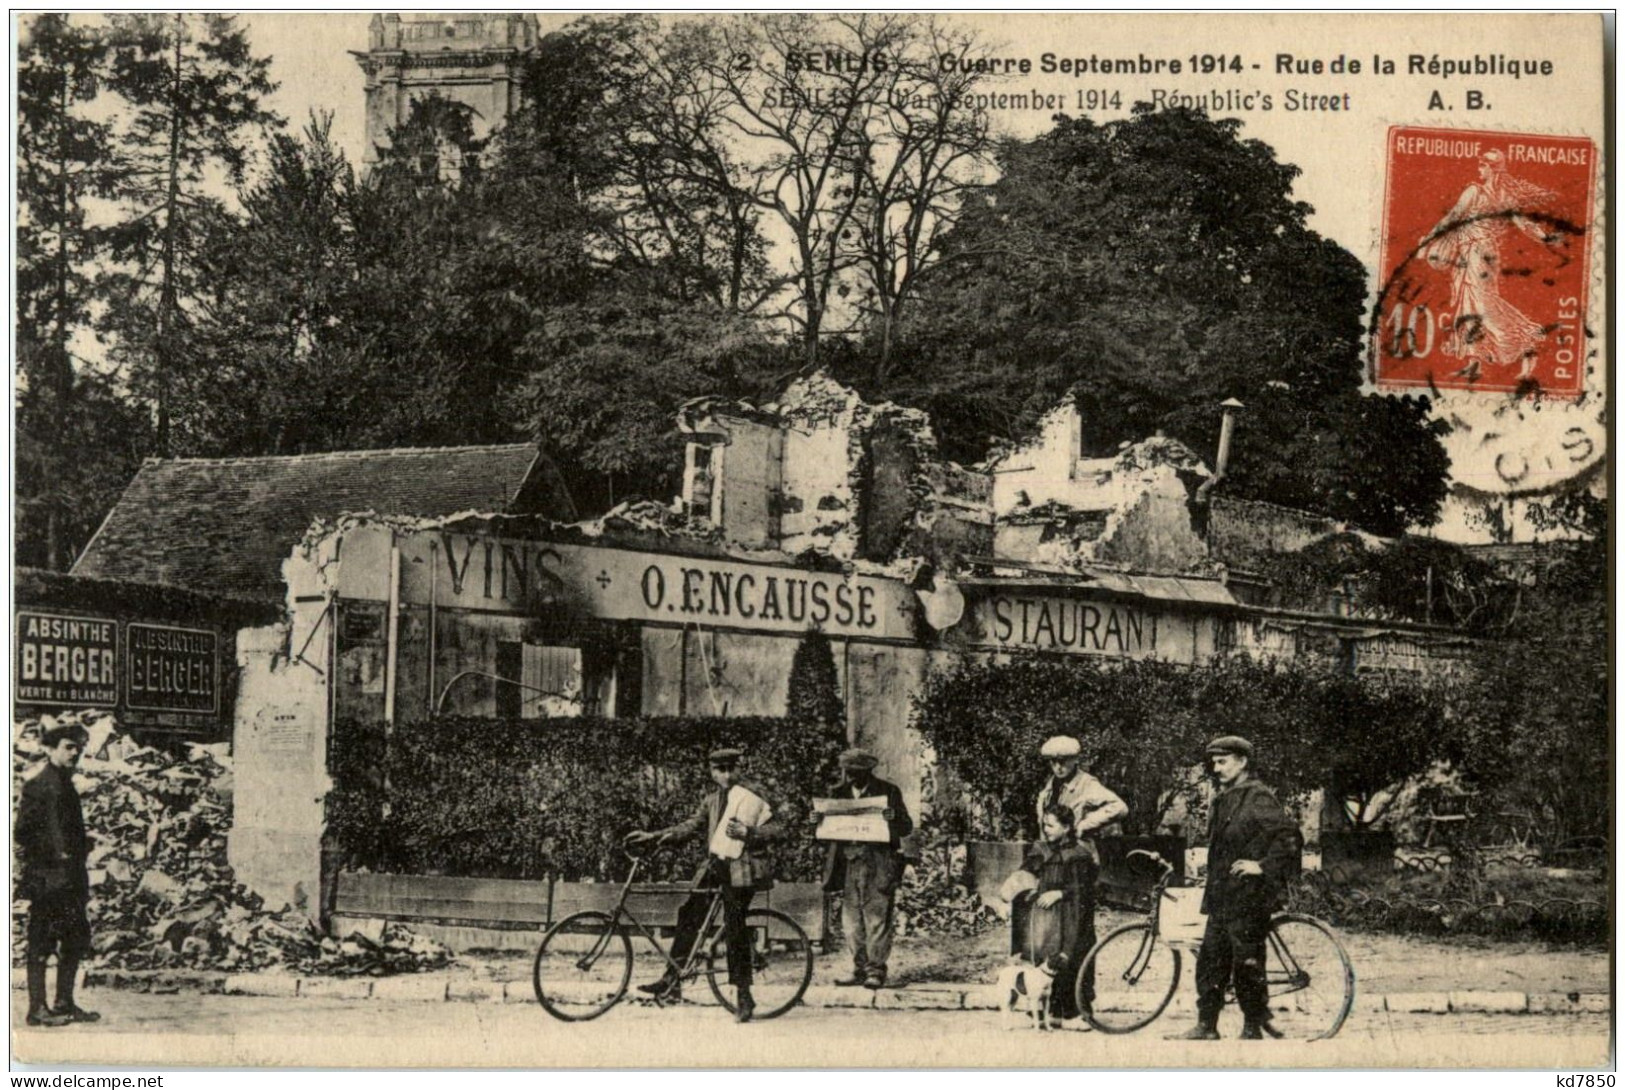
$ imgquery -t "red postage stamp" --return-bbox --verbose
[1373,126,1596,398]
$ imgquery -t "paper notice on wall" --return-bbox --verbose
[708,785,771,860]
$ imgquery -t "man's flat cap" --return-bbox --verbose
[1204,735,1254,759]
[708,747,744,765]
[1039,736,1082,759]
[838,747,879,771]
[41,723,89,748]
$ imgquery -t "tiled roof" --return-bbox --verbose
[73,444,574,602]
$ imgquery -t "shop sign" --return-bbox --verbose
[389,532,917,641]
[14,612,118,707]
[126,624,219,714]
[968,593,1154,658]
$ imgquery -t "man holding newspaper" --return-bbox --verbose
[625,747,781,1022]
[816,747,915,990]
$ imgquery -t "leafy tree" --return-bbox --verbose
[100,13,279,455]
[16,14,135,568]
[543,16,776,314]
[886,107,1450,535]
[1312,673,1449,830]
[15,376,152,572]
[511,292,779,509]
[1456,495,1607,847]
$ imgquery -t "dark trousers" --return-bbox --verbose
[26,889,91,1010]
[669,864,755,987]
[1194,908,1272,1025]
[842,847,897,975]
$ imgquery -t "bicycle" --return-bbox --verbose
[531,846,814,1022]
[1077,850,1355,1040]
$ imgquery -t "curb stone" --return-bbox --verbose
[876,986,962,1011]
[500,983,536,1004]
[445,980,500,1003]
[296,977,373,1000]
[9,972,1609,1016]
[223,973,299,998]
[1353,992,1386,1014]
[1450,990,1527,1014]
[371,976,449,1002]
[807,985,875,1009]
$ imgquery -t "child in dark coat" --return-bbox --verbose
[1015,802,1099,1027]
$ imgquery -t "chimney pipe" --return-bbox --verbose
[1196,398,1244,505]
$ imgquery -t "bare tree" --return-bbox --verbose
[684,14,998,372]
[847,18,996,379]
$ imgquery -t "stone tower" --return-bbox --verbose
[351,13,541,167]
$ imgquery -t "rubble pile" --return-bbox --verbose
[893,845,999,939]
[12,711,454,977]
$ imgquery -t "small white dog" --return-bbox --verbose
[994,960,1055,1031]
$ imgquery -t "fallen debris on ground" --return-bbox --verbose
[13,710,454,977]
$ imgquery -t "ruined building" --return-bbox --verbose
[54,373,1476,915]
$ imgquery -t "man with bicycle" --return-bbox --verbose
[625,747,781,1023]
[1169,735,1302,1042]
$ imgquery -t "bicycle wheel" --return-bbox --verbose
[1079,923,1181,1034]
[533,911,633,1021]
[1262,914,1355,1040]
[705,909,814,1019]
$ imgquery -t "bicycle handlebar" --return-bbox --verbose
[1127,848,1174,873]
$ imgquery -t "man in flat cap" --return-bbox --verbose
[17,723,100,1027]
[1027,736,1124,1014]
[626,747,782,1022]
[822,747,913,990]
[1035,735,1127,865]
[1169,735,1301,1041]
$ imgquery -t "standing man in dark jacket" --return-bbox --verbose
[822,748,913,990]
[1169,735,1301,1041]
[16,723,100,1027]
[625,747,782,1022]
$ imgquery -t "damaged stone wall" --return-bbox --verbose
[775,374,871,559]
[679,374,992,568]
[993,423,1214,574]
[639,627,810,718]
[228,557,332,922]
[1208,495,1342,572]
[844,644,960,820]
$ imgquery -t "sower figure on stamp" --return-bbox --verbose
[17,722,101,1027]
[1169,735,1302,1041]
[625,747,781,1023]
[1420,147,1559,381]
[822,747,913,990]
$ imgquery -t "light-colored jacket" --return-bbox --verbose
[1035,771,1127,863]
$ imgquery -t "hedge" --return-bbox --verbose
[911,655,1454,841]
[327,713,845,883]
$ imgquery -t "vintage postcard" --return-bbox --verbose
[10,10,1609,1074]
